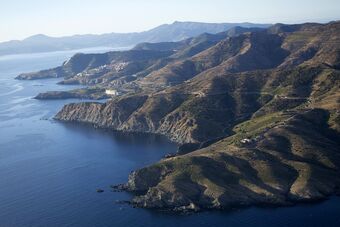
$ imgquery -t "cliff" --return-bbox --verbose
[125,109,340,211]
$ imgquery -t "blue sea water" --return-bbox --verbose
[0,48,339,227]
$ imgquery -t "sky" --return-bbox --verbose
[1,0,340,42]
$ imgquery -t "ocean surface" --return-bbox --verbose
[0,47,339,227]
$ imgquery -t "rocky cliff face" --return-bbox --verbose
[125,109,340,211]
[55,63,340,145]
[50,21,340,211]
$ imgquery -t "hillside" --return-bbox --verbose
[21,21,340,211]
[16,26,264,85]
[0,21,269,56]
[126,109,340,211]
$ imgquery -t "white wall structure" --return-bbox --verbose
[105,89,119,96]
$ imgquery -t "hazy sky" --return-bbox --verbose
[1,0,340,42]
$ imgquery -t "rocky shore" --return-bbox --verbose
[121,109,340,211]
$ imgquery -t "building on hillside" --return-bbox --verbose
[105,89,120,96]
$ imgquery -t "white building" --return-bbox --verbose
[105,89,120,96]
[240,138,252,144]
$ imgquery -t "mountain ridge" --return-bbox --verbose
[0,21,270,56]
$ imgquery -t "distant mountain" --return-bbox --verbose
[16,26,266,82]
[0,21,270,56]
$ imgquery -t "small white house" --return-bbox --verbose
[240,138,252,144]
[105,89,120,96]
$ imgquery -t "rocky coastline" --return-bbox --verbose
[24,21,340,212]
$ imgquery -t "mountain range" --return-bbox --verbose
[17,21,340,212]
[0,21,270,56]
